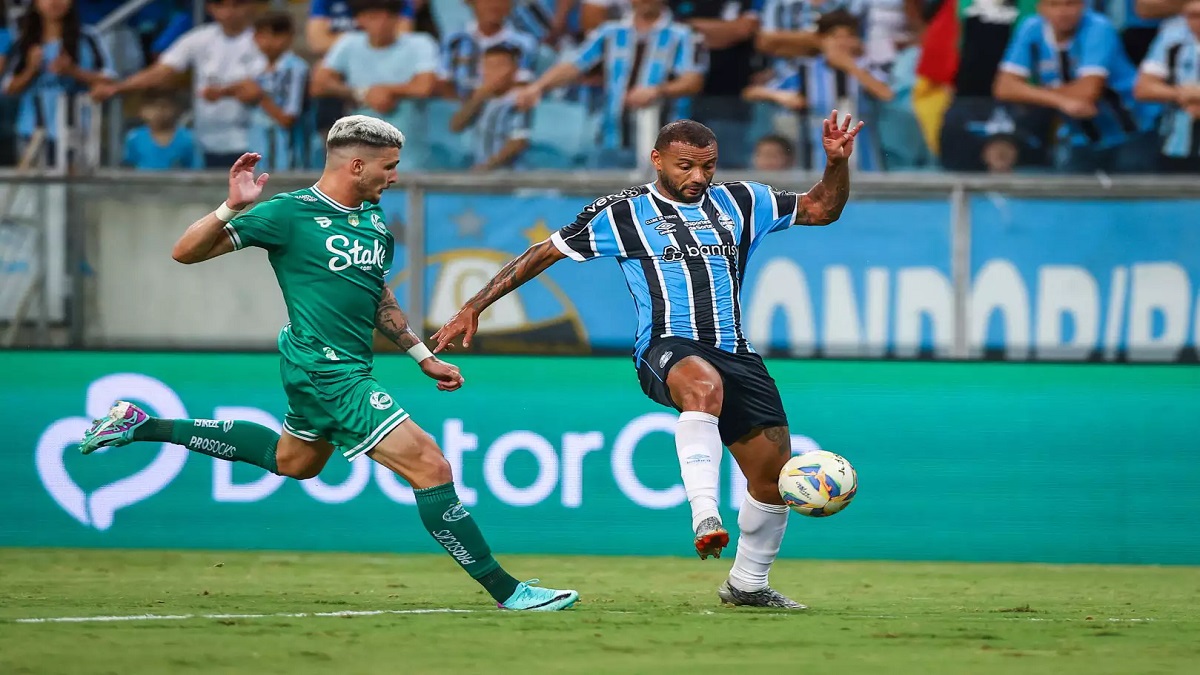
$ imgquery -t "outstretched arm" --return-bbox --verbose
[431,238,566,351]
[375,286,422,351]
[377,286,465,391]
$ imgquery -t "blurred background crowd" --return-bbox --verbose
[1,0,1198,174]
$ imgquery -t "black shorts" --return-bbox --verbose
[636,337,788,446]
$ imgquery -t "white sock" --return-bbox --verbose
[676,411,722,531]
[728,495,789,592]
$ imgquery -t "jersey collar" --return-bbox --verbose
[310,185,364,212]
[646,181,707,209]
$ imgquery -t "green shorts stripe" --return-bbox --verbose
[282,421,319,441]
[343,408,410,460]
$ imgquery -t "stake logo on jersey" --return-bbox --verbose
[549,181,804,360]
[326,235,386,272]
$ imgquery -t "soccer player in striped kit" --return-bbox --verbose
[433,111,861,609]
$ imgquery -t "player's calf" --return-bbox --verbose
[369,420,578,610]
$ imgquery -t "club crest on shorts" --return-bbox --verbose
[442,502,470,522]
[659,351,673,369]
[369,391,393,410]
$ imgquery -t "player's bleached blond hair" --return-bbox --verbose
[326,115,405,150]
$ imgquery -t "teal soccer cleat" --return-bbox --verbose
[498,580,579,611]
[80,401,149,455]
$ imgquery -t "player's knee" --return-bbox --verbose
[673,377,724,415]
[411,438,454,488]
[277,453,323,480]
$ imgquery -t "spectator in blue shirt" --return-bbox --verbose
[437,0,539,99]
[232,11,311,171]
[1,0,114,159]
[123,91,199,170]
[308,0,415,134]
[449,45,532,170]
[1134,0,1200,172]
[307,0,413,58]
[312,0,438,168]
[515,0,706,167]
[993,0,1157,173]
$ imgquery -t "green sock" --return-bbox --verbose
[132,418,279,474]
[415,483,520,603]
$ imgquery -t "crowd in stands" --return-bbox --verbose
[1,0,1200,173]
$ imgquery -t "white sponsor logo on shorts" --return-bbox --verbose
[659,351,673,369]
[369,392,393,410]
[194,420,220,429]
[222,420,235,433]
[442,502,470,522]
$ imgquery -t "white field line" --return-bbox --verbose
[12,608,475,624]
[8,609,1164,624]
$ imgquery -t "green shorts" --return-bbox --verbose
[279,359,410,461]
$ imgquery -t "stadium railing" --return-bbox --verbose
[0,168,1198,355]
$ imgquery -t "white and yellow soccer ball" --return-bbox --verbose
[778,451,857,517]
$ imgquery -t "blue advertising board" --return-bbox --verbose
[380,191,1200,361]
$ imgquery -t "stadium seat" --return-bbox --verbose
[526,100,596,169]
[425,99,473,171]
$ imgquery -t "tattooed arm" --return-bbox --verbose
[795,109,861,226]
[375,286,422,351]
[431,238,567,351]
[796,158,850,226]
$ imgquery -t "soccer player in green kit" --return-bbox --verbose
[79,116,578,612]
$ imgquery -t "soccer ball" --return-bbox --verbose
[778,451,857,517]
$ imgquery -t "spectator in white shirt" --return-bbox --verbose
[91,0,266,167]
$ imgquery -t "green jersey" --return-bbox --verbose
[225,185,393,369]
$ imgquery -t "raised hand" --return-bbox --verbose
[822,109,864,163]
[431,307,480,353]
[228,153,269,210]
[420,357,465,392]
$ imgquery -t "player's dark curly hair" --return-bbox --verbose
[654,120,717,152]
[11,0,84,75]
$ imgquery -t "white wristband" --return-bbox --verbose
[407,342,434,363]
[214,201,244,223]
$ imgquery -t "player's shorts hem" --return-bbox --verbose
[343,409,410,461]
[282,422,319,441]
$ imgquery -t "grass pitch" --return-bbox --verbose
[1,549,1197,674]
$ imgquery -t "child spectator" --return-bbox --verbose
[122,90,198,170]
[449,45,531,170]
[233,11,310,171]
[751,133,795,171]
[91,0,265,168]
[745,10,891,170]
